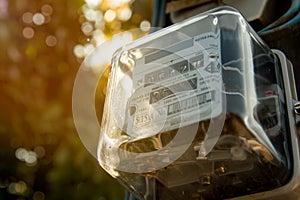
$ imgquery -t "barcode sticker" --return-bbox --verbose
[167,91,214,115]
[126,32,222,137]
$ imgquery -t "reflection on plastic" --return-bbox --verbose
[73,6,300,200]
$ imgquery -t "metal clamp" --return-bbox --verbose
[294,101,300,115]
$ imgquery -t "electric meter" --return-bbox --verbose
[96,6,300,200]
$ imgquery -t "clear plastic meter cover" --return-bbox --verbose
[97,7,299,200]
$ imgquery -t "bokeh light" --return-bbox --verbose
[1,0,151,199]
[45,35,57,47]
[41,4,53,16]
[73,44,86,58]
[92,29,106,46]
[117,7,132,21]
[107,0,131,8]
[23,27,35,39]
[81,21,94,35]
[85,0,102,8]
[34,146,46,158]
[104,9,116,22]
[22,12,33,24]
[84,8,101,21]
[33,191,45,200]
[8,181,27,195]
[140,20,151,32]
[33,13,45,25]
[15,148,38,166]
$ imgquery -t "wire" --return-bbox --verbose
[151,0,168,28]
[158,0,167,27]
[151,0,160,27]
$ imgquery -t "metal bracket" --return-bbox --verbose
[294,101,300,124]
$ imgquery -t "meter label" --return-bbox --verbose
[127,32,222,137]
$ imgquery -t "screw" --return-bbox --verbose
[219,166,226,173]
[215,165,226,175]
[200,175,211,186]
